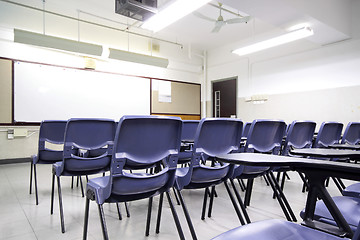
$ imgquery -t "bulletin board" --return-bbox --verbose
[151,79,201,120]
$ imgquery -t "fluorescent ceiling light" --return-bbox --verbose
[142,0,212,32]
[232,26,314,56]
[14,29,103,56]
[109,48,169,68]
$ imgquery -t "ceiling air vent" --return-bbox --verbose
[115,0,157,21]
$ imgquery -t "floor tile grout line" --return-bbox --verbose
[4,163,39,240]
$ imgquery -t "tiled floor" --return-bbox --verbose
[0,162,351,240]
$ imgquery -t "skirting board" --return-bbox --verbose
[0,157,31,165]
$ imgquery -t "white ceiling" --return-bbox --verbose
[1,0,354,51]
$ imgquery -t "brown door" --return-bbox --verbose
[212,78,237,118]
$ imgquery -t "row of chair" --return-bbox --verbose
[29,117,248,239]
[28,117,360,239]
[212,121,360,240]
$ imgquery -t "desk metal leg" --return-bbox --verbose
[302,170,353,238]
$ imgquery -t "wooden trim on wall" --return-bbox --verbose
[151,113,201,120]
[0,56,201,125]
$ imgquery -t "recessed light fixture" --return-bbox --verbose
[232,26,314,56]
[141,0,212,32]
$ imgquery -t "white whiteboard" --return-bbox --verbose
[14,61,150,122]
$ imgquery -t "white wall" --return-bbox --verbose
[0,1,204,160]
[206,0,360,125]
[0,0,204,83]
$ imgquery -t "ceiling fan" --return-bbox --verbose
[193,2,251,33]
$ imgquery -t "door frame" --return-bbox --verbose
[211,76,238,118]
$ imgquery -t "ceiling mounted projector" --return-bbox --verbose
[115,0,158,21]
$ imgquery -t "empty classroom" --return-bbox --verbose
[1,0,360,239]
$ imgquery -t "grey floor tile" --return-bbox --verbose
[0,163,354,240]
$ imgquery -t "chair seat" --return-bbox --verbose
[190,164,229,184]
[343,183,360,198]
[211,219,345,240]
[112,169,170,195]
[243,165,270,174]
[36,150,63,164]
[300,196,360,232]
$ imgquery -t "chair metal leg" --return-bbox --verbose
[166,192,185,240]
[86,175,89,182]
[29,162,33,194]
[116,202,122,220]
[237,178,246,192]
[173,187,181,205]
[156,193,164,234]
[51,174,55,214]
[223,181,245,225]
[33,163,39,205]
[201,187,209,220]
[71,176,74,189]
[124,202,130,217]
[176,189,197,240]
[214,188,218,198]
[244,178,254,207]
[281,172,287,191]
[268,172,297,222]
[273,171,287,199]
[83,197,90,240]
[56,176,65,233]
[276,171,281,183]
[298,172,309,192]
[207,186,215,218]
[325,177,330,187]
[285,172,291,180]
[145,197,153,236]
[337,178,346,189]
[79,176,85,197]
[263,175,270,186]
[265,174,292,221]
[230,179,251,224]
[331,177,345,193]
[269,172,297,222]
[98,204,109,240]
[77,176,80,187]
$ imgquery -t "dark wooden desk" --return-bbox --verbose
[328,144,360,150]
[216,152,360,238]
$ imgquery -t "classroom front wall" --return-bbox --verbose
[206,38,360,124]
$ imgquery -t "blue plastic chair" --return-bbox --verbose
[239,122,251,152]
[178,120,200,164]
[282,120,316,156]
[165,118,246,240]
[343,184,360,198]
[313,121,345,192]
[280,120,316,192]
[313,122,344,148]
[51,118,116,233]
[211,218,360,240]
[300,195,360,233]
[29,120,67,205]
[231,119,297,222]
[181,120,200,142]
[341,122,360,145]
[82,116,185,240]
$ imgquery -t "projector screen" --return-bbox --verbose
[14,61,150,122]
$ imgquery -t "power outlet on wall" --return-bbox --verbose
[7,129,14,140]
[14,128,28,137]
